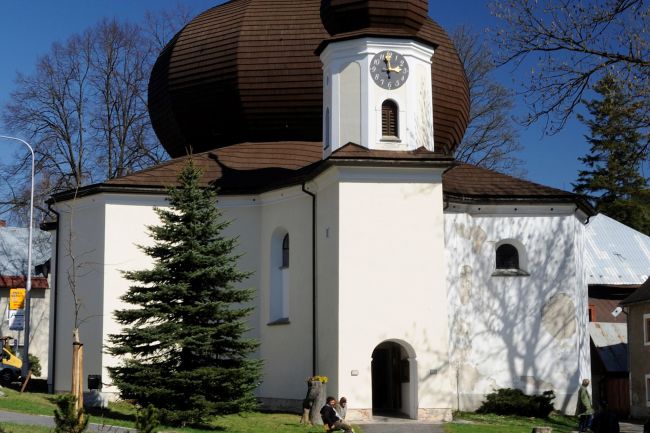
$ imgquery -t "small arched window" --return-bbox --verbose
[324,108,331,150]
[382,100,398,138]
[496,244,519,269]
[269,229,290,324]
[282,234,290,268]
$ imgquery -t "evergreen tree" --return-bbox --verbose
[108,160,261,425]
[53,394,88,433]
[574,74,650,234]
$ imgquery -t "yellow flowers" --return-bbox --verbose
[308,375,328,383]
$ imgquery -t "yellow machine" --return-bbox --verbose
[0,339,22,385]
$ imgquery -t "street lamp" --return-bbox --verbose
[0,135,34,379]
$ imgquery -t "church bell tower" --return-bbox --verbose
[318,0,436,157]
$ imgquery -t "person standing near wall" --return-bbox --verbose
[576,379,594,432]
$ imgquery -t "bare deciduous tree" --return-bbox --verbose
[490,0,650,141]
[1,18,167,223]
[452,26,525,176]
[144,2,195,51]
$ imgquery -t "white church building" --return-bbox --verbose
[47,0,593,421]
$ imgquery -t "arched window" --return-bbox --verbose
[324,108,331,150]
[382,100,398,138]
[269,229,290,324]
[496,244,519,269]
[282,234,290,268]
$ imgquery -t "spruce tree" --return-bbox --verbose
[574,74,649,234]
[108,160,261,425]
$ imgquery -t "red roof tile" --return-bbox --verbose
[0,276,49,289]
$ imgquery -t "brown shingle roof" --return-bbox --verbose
[321,0,429,37]
[620,277,650,305]
[52,142,591,215]
[330,143,451,162]
[148,0,469,158]
[443,163,582,201]
[106,141,323,192]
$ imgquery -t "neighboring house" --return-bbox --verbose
[585,214,650,417]
[47,0,593,420]
[0,220,51,377]
[620,277,650,419]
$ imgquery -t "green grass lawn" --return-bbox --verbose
[0,387,355,433]
[0,388,583,433]
[445,412,577,433]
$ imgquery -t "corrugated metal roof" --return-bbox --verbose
[0,226,51,277]
[589,322,628,373]
[585,214,650,285]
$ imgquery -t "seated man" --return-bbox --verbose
[320,396,353,433]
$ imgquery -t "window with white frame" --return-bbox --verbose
[492,239,529,276]
[644,313,650,346]
[381,99,398,139]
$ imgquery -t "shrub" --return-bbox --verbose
[53,394,88,433]
[135,404,160,433]
[28,354,42,377]
[477,388,555,418]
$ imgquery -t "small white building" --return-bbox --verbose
[47,0,594,420]
[0,220,51,379]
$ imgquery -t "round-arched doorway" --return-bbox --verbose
[371,340,417,419]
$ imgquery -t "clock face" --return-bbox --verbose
[370,50,409,90]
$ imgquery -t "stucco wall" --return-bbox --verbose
[101,195,168,393]
[445,207,589,413]
[332,166,453,420]
[256,187,314,402]
[50,195,107,392]
[51,188,315,403]
[627,303,650,418]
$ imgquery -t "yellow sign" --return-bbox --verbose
[9,288,25,310]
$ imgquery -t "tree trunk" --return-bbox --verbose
[300,380,327,425]
[308,381,326,425]
[71,327,84,413]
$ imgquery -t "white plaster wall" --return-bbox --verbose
[51,195,106,393]
[53,192,267,395]
[313,171,341,398]
[101,195,168,393]
[332,166,453,419]
[444,208,589,413]
[340,62,361,146]
[256,187,314,401]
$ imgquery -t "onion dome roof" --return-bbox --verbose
[320,0,429,36]
[148,0,469,158]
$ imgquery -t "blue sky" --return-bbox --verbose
[0,0,590,191]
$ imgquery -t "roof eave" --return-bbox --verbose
[444,192,595,215]
[315,32,438,55]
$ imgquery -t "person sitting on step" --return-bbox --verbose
[320,396,353,433]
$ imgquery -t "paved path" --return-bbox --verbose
[357,423,443,433]
[620,421,645,433]
[0,409,135,432]
[355,415,444,433]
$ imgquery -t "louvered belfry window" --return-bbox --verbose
[382,100,398,137]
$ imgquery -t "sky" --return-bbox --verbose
[0,0,590,191]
